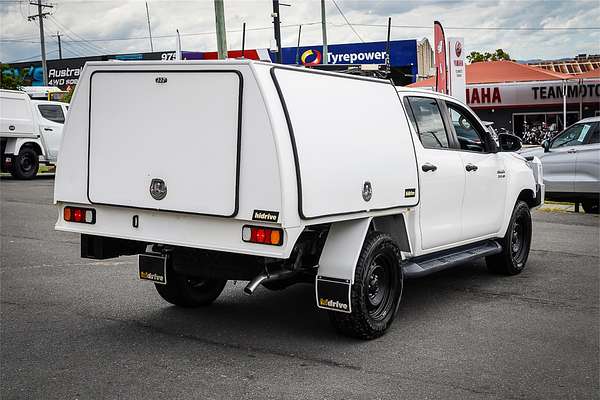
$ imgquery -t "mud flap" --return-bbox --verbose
[315,276,351,313]
[315,217,371,313]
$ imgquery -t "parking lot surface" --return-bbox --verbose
[1,177,598,399]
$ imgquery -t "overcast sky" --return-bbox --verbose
[1,0,599,63]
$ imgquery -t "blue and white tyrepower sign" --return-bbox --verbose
[273,40,417,80]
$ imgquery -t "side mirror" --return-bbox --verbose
[498,133,522,152]
[542,140,550,153]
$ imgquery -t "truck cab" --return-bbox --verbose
[54,60,544,339]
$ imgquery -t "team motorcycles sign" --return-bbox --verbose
[466,81,600,108]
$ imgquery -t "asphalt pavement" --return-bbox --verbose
[1,177,599,399]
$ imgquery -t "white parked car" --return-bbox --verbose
[54,60,544,339]
[0,89,68,179]
[521,117,599,213]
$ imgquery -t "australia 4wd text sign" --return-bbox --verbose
[467,79,600,108]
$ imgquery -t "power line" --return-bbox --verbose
[7,48,58,63]
[46,14,112,53]
[330,0,364,43]
[1,21,322,45]
[4,20,596,46]
[0,39,41,43]
[350,23,600,31]
[42,20,98,55]
[60,46,81,58]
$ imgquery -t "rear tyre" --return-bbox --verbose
[329,232,403,340]
[155,266,227,307]
[582,199,599,214]
[486,201,532,275]
[10,146,39,180]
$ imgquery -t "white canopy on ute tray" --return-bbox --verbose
[271,66,419,219]
[55,60,420,258]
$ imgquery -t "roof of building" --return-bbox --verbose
[576,68,600,79]
[528,55,600,75]
[409,60,575,88]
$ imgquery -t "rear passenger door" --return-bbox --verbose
[444,101,507,239]
[405,96,466,251]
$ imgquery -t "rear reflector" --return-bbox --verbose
[242,225,283,246]
[64,206,96,224]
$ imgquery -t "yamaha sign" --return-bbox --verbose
[467,80,600,108]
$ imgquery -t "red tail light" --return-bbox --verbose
[242,225,283,246]
[64,206,96,224]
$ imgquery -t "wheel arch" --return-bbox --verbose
[4,138,45,158]
[316,212,410,284]
[517,188,537,209]
[499,186,536,238]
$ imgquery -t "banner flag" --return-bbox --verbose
[434,21,448,94]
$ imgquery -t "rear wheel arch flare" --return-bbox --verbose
[371,214,411,253]
[12,141,43,157]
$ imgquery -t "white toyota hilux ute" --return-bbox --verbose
[1,89,68,179]
[54,60,544,339]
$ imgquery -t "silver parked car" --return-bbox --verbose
[521,117,599,213]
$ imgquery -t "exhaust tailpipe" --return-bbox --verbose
[244,273,269,295]
[243,270,297,295]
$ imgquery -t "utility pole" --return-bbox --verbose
[214,0,227,59]
[28,0,53,86]
[175,29,182,60]
[145,2,154,52]
[320,0,328,64]
[241,22,246,59]
[272,0,282,63]
[52,32,62,59]
[295,24,302,65]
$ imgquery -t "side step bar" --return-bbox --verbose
[403,240,502,278]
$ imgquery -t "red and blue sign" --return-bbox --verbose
[271,40,418,82]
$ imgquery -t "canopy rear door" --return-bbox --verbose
[88,70,242,216]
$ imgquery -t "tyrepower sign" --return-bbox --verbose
[467,80,600,108]
[275,40,417,68]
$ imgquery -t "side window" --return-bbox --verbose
[587,123,599,144]
[551,122,598,148]
[446,103,486,152]
[38,104,65,124]
[407,97,449,149]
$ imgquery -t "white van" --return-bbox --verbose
[0,89,68,179]
[54,60,543,339]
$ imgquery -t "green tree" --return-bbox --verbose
[62,88,74,103]
[0,64,24,90]
[467,49,511,63]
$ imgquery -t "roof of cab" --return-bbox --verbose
[578,116,600,124]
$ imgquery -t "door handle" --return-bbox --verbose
[465,164,478,172]
[567,149,577,154]
[421,163,437,172]
[44,128,53,131]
